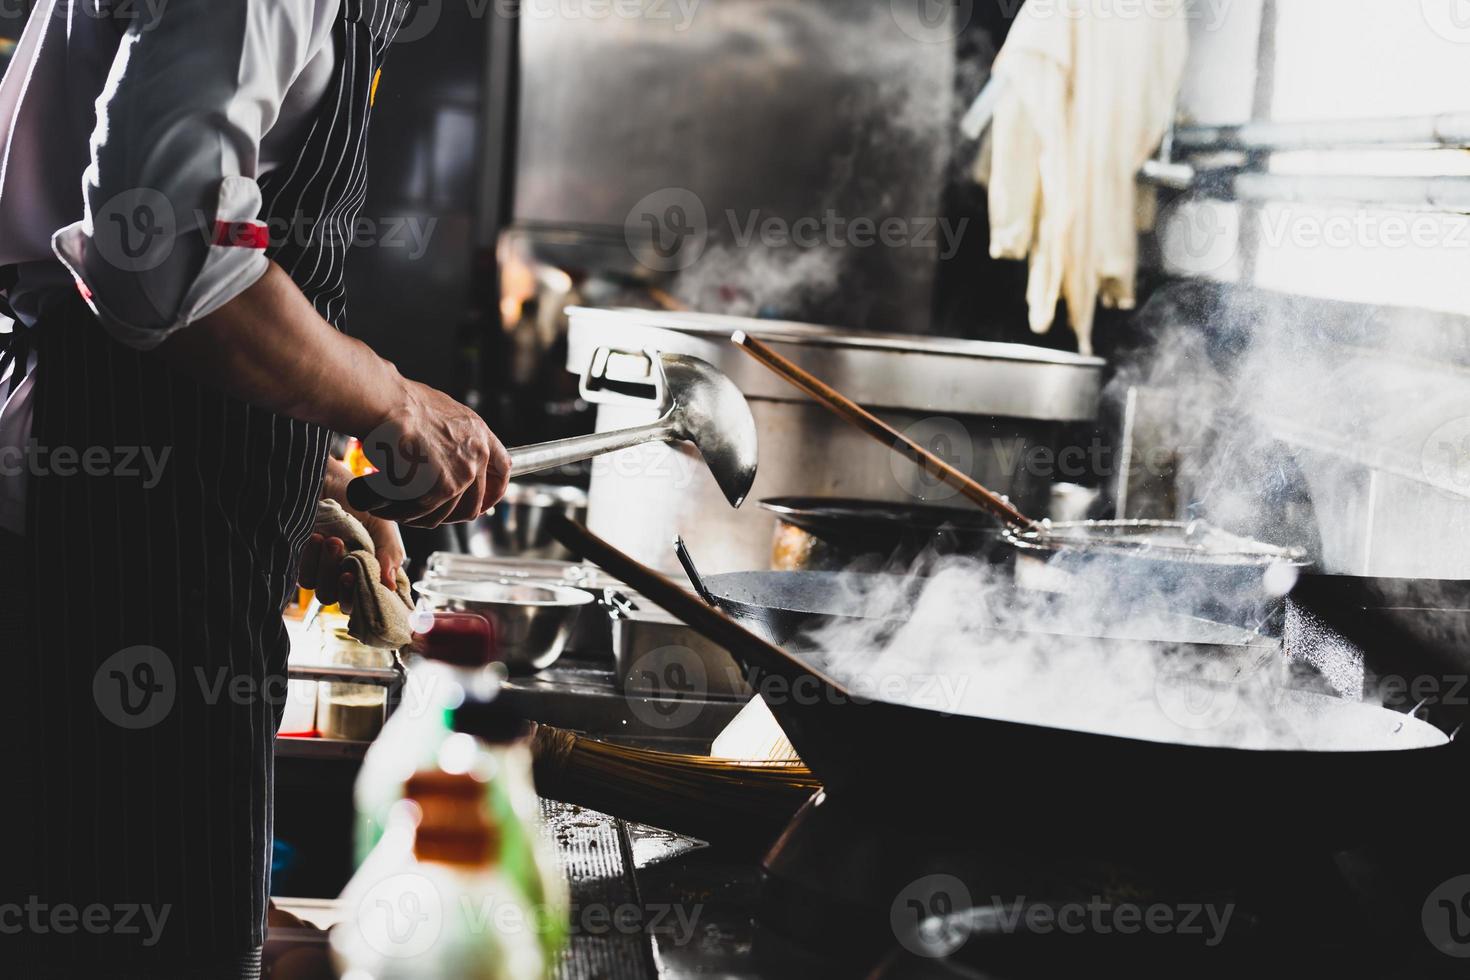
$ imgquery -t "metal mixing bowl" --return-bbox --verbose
[414,579,596,672]
[466,483,589,561]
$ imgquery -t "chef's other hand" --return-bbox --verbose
[358,380,511,528]
[365,515,407,588]
[299,514,404,610]
[299,532,348,608]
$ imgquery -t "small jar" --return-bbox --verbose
[317,629,393,741]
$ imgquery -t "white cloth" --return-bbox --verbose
[0,0,341,534]
[980,0,1187,355]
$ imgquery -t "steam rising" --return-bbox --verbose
[667,2,956,325]
[789,553,1341,749]
[777,282,1466,750]
[1105,283,1470,577]
[675,244,844,320]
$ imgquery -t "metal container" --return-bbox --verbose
[566,309,1105,574]
[422,554,621,656]
[465,482,588,562]
[606,591,752,702]
[414,580,596,673]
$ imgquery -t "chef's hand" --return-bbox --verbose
[298,514,404,610]
[309,459,410,604]
[299,532,352,609]
[365,515,407,587]
[358,379,512,528]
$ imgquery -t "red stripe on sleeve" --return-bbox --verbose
[212,221,270,249]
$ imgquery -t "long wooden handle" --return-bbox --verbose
[731,331,1036,529]
[544,513,851,698]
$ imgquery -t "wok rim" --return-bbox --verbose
[706,571,1452,758]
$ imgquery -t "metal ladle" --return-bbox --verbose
[347,352,759,514]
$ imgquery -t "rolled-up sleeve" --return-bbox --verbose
[52,0,324,350]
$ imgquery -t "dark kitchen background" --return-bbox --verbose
[8,0,1470,614]
[7,2,1470,976]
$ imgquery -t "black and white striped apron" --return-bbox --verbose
[6,0,406,974]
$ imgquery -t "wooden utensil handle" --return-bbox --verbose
[730,331,1035,529]
[544,513,850,697]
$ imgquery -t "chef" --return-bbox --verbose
[0,1,510,975]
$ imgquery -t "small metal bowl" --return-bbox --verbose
[466,483,589,561]
[414,579,596,673]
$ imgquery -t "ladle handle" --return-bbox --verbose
[345,418,677,515]
[731,331,1036,530]
[506,418,677,478]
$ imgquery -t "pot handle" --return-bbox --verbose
[578,346,663,406]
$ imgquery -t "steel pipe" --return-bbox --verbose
[1175,112,1470,153]
[1138,166,1470,214]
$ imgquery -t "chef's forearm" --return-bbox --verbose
[155,262,403,437]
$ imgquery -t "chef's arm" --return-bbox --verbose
[59,1,509,525]
[157,261,512,527]
[159,262,400,436]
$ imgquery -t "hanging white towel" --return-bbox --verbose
[979,0,1188,355]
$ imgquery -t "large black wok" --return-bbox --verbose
[551,518,1454,847]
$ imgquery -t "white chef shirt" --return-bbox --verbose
[0,0,342,534]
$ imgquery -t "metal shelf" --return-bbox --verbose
[1175,112,1470,154]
